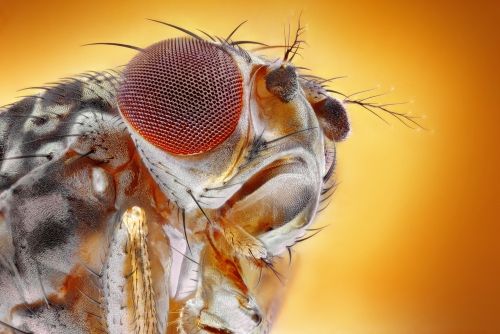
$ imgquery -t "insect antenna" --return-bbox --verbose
[146,19,202,40]
[344,94,424,129]
[356,91,391,103]
[284,13,306,62]
[288,34,305,62]
[324,89,348,98]
[284,22,290,58]
[345,87,378,99]
[81,42,143,52]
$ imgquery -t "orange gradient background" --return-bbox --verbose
[1,1,499,333]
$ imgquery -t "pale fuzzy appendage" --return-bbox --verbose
[0,39,344,333]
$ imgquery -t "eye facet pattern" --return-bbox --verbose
[118,38,244,155]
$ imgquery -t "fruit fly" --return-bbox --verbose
[0,19,420,334]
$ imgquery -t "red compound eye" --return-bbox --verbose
[117,38,244,155]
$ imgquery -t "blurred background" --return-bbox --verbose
[0,1,499,333]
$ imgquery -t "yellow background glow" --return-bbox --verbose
[1,1,499,333]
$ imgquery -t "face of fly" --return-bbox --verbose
[115,29,350,332]
[117,37,349,213]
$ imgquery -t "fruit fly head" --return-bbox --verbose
[111,24,352,331]
[116,34,349,212]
